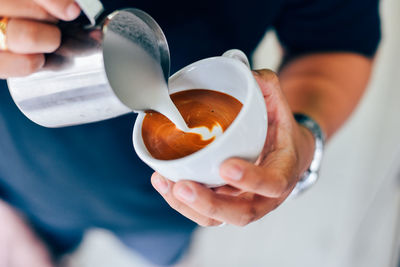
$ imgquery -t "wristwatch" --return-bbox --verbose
[289,113,326,198]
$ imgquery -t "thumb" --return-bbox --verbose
[253,69,282,99]
[253,69,293,126]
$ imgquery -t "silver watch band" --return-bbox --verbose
[289,113,326,198]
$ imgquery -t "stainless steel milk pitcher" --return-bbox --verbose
[7,0,171,127]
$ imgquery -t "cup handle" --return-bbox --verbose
[222,49,250,69]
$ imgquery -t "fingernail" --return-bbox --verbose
[154,174,169,194]
[177,184,196,203]
[66,3,80,20]
[221,163,243,181]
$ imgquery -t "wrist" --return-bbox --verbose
[291,113,326,197]
[294,121,316,177]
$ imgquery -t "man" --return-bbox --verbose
[0,0,380,266]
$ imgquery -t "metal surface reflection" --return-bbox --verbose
[7,8,170,128]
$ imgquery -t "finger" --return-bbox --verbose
[151,173,223,227]
[212,185,243,196]
[254,69,297,126]
[253,69,281,98]
[172,180,273,226]
[0,52,44,78]
[0,0,55,21]
[33,0,81,21]
[220,158,292,198]
[7,19,61,54]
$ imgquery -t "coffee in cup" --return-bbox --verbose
[142,89,243,160]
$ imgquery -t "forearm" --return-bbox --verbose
[279,52,373,140]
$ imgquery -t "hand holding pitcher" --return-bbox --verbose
[0,0,82,78]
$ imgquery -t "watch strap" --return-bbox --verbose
[290,113,326,198]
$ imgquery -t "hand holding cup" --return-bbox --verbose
[144,56,315,227]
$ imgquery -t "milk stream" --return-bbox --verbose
[154,90,223,140]
[151,88,190,132]
[103,30,220,140]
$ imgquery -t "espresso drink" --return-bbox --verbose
[142,89,242,160]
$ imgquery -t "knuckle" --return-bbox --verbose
[259,69,279,80]
[258,69,281,89]
[0,53,43,78]
[169,201,186,214]
[270,175,289,197]
[250,173,266,192]
[237,205,258,227]
[27,2,51,20]
[198,218,217,227]
[167,197,184,211]
[270,71,279,82]
[277,175,289,192]
[21,55,44,75]
[44,26,62,53]
[205,201,219,217]
[53,27,62,46]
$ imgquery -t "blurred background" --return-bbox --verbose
[63,0,400,266]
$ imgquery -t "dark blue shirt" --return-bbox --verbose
[0,0,380,264]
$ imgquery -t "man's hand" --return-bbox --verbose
[0,200,53,267]
[0,0,81,78]
[151,69,315,226]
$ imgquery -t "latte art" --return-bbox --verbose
[187,123,223,141]
[142,89,242,160]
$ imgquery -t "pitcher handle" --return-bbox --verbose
[222,49,250,69]
[75,0,104,26]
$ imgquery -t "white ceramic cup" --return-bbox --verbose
[133,49,268,186]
